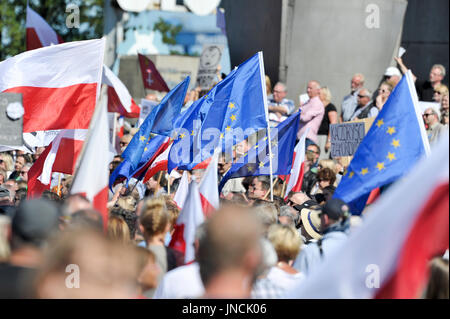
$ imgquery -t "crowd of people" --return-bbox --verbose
[0,60,448,299]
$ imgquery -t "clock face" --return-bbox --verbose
[200,46,222,69]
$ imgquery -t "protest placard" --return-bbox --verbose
[0,93,24,147]
[330,118,374,159]
[196,44,223,90]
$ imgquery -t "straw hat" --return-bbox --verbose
[300,208,323,240]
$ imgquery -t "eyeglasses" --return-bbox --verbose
[357,94,368,98]
[306,149,319,154]
[423,113,434,117]
[119,142,128,146]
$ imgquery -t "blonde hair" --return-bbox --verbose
[161,195,180,231]
[265,75,272,95]
[107,215,131,244]
[139,198,169,238]
[320,87,332,104]
[116,195,137,211]
[319,159,336,172]
[380,81,394,92]
[434,83,449,96]
[0,153,14,172]
[267,224,302,262]
[353,73,365,84]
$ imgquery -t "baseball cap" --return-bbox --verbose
[12,199,60,247]
[321,198,350,220]
[384,67,402,77]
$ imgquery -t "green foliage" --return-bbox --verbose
[0,0,104,61]
[152,17,182,45]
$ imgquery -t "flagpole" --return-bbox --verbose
[258,52,274,202]
[112,112,117,152]
[167,173,171,195]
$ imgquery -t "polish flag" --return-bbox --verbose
[173,171,189,210]
[26,5,64,51]
[138,53,170,92]
[0,39,104,135]
[169,180,205,264]
[102,64,140,118]
[284,129,308,200]
[27,129,87,198]
[198,152,219,217]
[286,133,449,299]
[70,98,111,230]
[141,138,172,183]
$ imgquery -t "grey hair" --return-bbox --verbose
[432,64,446,77]
[279,205,297,227]
[274,82,287,92]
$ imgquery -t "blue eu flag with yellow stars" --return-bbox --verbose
[168,52,268,172]
[218,111,301,193]
[122,76,189,170]
[333,71,430,214]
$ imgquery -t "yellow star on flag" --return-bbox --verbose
[139,136,146,142]
[271,140,278,147]
[247,165,254,172]
[387,127,396,135]
[144,147,148,152]
[220,133,224,139]
[179,133,186,139]
[263,137,268,141]
[254,144,259,149]
[375,162,385,171]
[349,171,354,178]
[259,162,265,168]
[391,139,400,148]
[376,119,384,128]
[225,126,231,132]
[228,102,235,109]
[361,168,369,175]
[191,130,195,136]
[230,114,237,121]
[387,152,396,161]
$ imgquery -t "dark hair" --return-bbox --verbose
[317,168,336,185]
[308,143,320,155]
[70,208,104,231]
[254,176,271,192]
[110,207,138,240]
[15,188,27,203]
[42,190,62,203]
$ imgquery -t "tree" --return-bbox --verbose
[0,0,104,61]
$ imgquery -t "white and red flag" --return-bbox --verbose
[286,132,449,299]
[27,129,87,198]
[102,64,140,118]
[141,138,172,183]
[70,98,112,230]
[169,180,205,264]
[26,5,64,51]
[0,39,104,139]
[173,171,190,210]
[284,128,309,199]
[198,151,220,217]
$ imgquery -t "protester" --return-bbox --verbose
[198,205,263,298]
[375,81,394,111]
[248,176,271,200]
[423,107,446,144]
[298,206,323,244]
[267,82,295,127]
[317,87,338,160]
[0,153,14,178]
[341,73,365,122]
[350,88,378,120]
[293,198,350,275]
[297,80,325,146]
[433,83,449,103]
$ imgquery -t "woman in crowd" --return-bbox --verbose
[309,167,337,197]
[317,87,338,160]
[433,83,449,103]
[107,214,131,244]
[266,224,304,291]
[0,153,14,179]
[375,81,393,111]
[440,93,449,126]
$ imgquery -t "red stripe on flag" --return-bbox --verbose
[92,186,109,232]
[291,162,305,193]
[169,223,186,256]
[193,158,212,170]
[4,83,97,132]
[200,193,215,218]
[27,144,53,199]
[26,28,43,51]
[52,138,84,174]
[375,182,449,299]
[107,86,140,118]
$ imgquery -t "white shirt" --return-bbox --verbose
[266,266,305,292]
[153,262,204,299]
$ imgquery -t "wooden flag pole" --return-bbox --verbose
[112,112,117,150]
[57,173,62,196]
[281,178,287,199]
[263,177,279,201]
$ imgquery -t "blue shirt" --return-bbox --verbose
[341,90,360,122]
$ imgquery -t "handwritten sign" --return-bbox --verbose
[0,93,24,147]
[330,122,366,157]
[196,44,223,90]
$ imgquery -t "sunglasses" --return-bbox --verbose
[0,159,3,164]
[20,171,28,175]
[423,113,434,117]
[434,91,442,95]
[357,95,368,98]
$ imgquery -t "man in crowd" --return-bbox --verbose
[301,144,321,196]
[395,58,447,102]
[248,176,271,200]
[423,107,447,144]
[267,82,295,127]
[198,206,263,298]
[350,88,378,120]
[293,198,350,275]
[341,73,365,122]
[297,81,324,147]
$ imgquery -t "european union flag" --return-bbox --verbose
[218,111,301,192]
[109,134,168,190]
[333,72,430,214]
[168,52,268,172]
[122,77,189,169]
